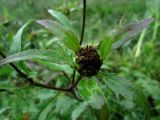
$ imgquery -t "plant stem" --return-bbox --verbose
[80,0,86,45]
[74,75,82,87]
[71,70,76,84]
[71,0,86,85]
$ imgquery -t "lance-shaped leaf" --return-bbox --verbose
[97,35,113,60]
[37,19,80,53]
[112,18,153,49]
[72,102,87,120]
[78,78,109,120]
[48,9,72,28]
[10,19,35,54]
[37,95,58,120]
[0,44,75,67]
[99,72,151,120]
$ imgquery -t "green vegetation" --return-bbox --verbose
[0,0,160,120]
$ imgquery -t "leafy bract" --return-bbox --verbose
[99,72,151,120]
[37,19,80,53]
[10,19,35,54]
[48,9,72,29]
[0,44,75,67]
[97,35,113,60]
[112,18,153,49]
[78,78,109,120]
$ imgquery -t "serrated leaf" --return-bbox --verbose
[100,72,151,120]
[37,95,57,120]
[10,19,35,54]
[37,19,80,53]
[78,78,109,120]
[112,18,153,49]
[71,102,87,120]
[0,44,75,67]
[97,35,113,60]
[56,95,76,116]
[48,9,72,28]
[78,79,100,100]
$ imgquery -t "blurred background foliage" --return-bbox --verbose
[0,0,160,120]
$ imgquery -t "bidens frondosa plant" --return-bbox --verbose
[0,1,153,120]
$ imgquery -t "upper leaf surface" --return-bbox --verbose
[112,18,153,49]
[10,19,35,54]
[48,9,72,28]
[37,19,80,53]
[97,35,113,60]
[0,44,75,67]
[78,78,109,120]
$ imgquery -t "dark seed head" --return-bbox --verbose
[76,45,102,77]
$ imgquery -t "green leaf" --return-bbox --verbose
[112,18,153,49]
[0,66,12,76]
[56,94,76,117]
[100,72,151,120]
[78,78,109,120]
[63,30,80,53]
[10,19,35,54]
[34,59,73,74]
[0,44,75,67]
[0,107,10,115]
[37,95,58,120]
[71,102,87,120]
[48,9,72,28]
[94,102,109,120]
[37,19,80,53]
[97,35,113,60]
[78,79,99,100]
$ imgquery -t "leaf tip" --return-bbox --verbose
[48,9,53,13]
[145,17,154,25]
[36,19,50,28]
